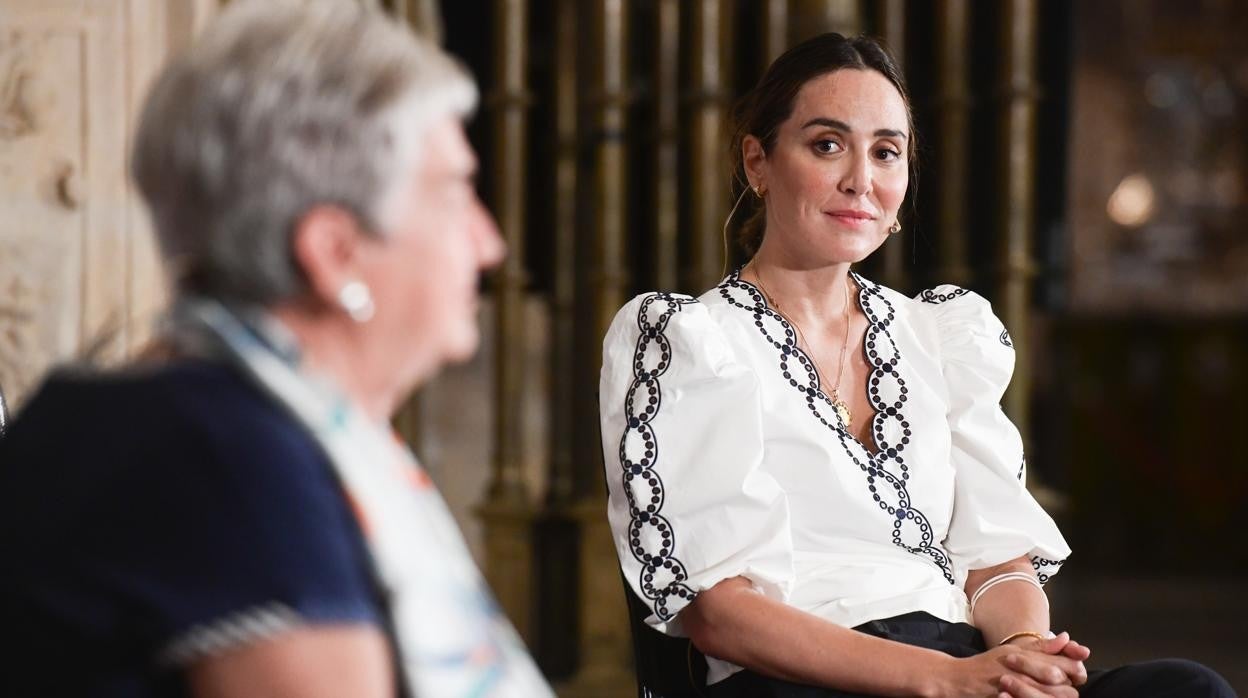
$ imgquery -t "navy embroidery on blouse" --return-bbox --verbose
[1017,467,1064,586]
[919,287,970,304]
[619,293,700,620]
[719,270,956,585]
[1030,556,1065,585]
[1000,328,1013,348]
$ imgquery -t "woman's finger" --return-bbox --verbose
[1058,640,1092,662]
[1004,651,1085,686]
[1001,673,1080,698]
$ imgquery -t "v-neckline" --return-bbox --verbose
[713,270,956,585]
[727,269,881,457]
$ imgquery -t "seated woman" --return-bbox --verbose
[599,32,1234,698]
[0,2,552,696]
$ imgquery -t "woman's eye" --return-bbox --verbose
[875,147,902,161]
[814,139,842,154]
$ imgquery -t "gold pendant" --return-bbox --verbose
[832,396,853,429]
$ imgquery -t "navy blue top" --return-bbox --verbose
[0,360,382,697]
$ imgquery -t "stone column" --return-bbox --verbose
[560,1,633,694]
[478,0,539,646]
[789,0,861,44]
[995,0,1054,506]
[653,0,681,291]
[876,0,909,291]
[936,0,973,287]
[686,0,733,292]
[762,0,790,67]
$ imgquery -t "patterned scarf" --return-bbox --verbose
[168,299,552,698]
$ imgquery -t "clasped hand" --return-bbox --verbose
[954,632,1091,698]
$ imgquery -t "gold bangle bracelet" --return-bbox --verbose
[998,630,1052,646]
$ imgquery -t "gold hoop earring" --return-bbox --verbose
[888,221,902,235]
[753,184,766,197]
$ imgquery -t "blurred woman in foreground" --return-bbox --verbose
[0,1,552,696]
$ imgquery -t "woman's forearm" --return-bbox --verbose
[682,577,953,698]
[965,557,1050,646]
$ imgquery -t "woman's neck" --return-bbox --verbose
[270,303,405,424]
[744,248,855,328]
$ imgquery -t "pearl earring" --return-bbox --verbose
[338,281,375,323]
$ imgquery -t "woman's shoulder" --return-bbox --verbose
[899,281,1016,389]
[1,358,370,578]
[7,360,248,438]
[853,276,1006,337]
[605,289,736,346]
[5,360,330,490]
[611,278,777,344]
[600,287,761,399]
[0,362,381,684]
[908,282,1011,347]
[851,275,982,313]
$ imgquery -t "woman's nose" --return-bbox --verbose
[474,200,506,270]
[837,151,873,197]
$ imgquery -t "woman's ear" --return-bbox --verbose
[742,135,768,192]
[289,205,369,310]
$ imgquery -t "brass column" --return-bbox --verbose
[563,1,632,694]
[654,0,680,291]
[876,0,908,291]
[763,0,790,67]
[686,0,733,292]
[548,0,579,508]
[534,0,584,677]
[995,0,1038,457]
[479,0,537,645]
[936,0,972,286]
[789,0,861,44]
[585,1,630,347]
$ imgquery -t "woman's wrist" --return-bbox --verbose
[911,652,958,698]
[999,630,1055,647]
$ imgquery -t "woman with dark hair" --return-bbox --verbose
[599,33,1233,698]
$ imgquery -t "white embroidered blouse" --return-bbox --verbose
[599,270,1071,684]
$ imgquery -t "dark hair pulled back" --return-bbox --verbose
[730,33,916,259]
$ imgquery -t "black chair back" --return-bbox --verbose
[620,573,708,698]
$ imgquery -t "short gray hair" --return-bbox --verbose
[132,0,477,304]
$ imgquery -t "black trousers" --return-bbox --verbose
[707,612,1237,698]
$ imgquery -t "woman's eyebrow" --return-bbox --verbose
[801,117,908,141]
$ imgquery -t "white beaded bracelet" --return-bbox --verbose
[968,571,1046,620]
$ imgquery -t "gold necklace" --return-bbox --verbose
[751,265,855,429]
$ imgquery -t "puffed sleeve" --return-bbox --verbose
[919,286,1071,584]
[600,293,794,634]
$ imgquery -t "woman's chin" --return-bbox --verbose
[803,227,889,265]
[815,240,887,266]
[440,325,481,365]
[845,235,890,264]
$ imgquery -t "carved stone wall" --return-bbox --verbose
[0,0,217,408]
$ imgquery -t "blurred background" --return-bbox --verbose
[1,0,1245,694]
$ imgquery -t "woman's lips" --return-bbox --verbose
[825,210,875,228]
